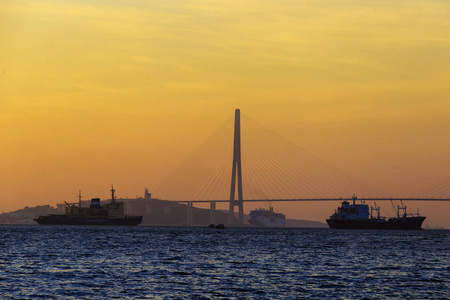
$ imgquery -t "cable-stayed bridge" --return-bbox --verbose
[151,109,450,225]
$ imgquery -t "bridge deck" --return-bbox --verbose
[172,198,450,203]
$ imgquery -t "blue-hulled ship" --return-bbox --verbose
[326,196,425,230]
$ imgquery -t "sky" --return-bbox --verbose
[1,0,449,227]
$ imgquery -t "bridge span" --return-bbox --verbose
[173,198,450,204]
[151,109,449,226]
[171,197,450,226]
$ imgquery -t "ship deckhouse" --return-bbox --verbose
[333,201,369,220]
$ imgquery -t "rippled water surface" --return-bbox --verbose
[0,226,448,299]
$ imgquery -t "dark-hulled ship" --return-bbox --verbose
[326,195,425,230]
[34,186,142,226]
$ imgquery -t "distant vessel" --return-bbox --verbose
[34,186,142,226]
[248,207,286,227]
[326,195,425,230]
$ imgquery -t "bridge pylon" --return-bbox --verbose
[229,109,244,224]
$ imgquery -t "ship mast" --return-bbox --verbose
[111,185,116,204]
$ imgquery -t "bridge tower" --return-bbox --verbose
[229,109,244,224]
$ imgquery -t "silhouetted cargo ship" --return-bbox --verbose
[326,196,425,230]
[248,207,286,227]
[34,186,142,226]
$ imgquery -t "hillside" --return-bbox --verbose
[0,201,328,228]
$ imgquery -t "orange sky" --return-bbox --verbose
[1,0,449,227]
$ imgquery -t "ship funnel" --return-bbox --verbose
[90,198,101,208]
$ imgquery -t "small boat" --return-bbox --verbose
[326,195,425,230]
[207,224,225,229]
[248,207,286,227]
[34,186,142,226]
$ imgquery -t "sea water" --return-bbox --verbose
[0,225,448,299]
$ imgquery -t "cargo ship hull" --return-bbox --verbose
[326,216,426,230]
[34,215,143,226]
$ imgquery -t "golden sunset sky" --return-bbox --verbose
[1,0,449,227]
